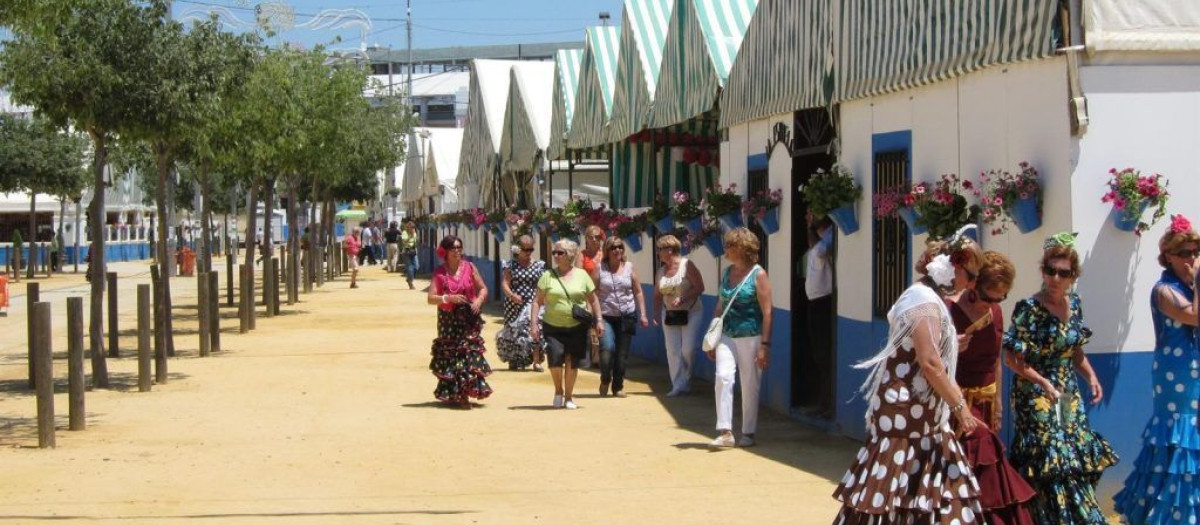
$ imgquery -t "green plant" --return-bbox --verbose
[702,183,743,219]
[671,191,703,221]
[646,194,670,222]
[1102,167,1169,236]
[506,209,532,237]
[911,174,980,240]
[802,165,861,218]
[614,212,648,238]
[977,162,1042,235]
[742,188,783,220]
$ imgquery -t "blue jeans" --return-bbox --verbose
[404,252,418,282]
[599,314,634,392]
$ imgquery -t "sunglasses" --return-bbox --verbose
[978,291,1008,303]
[1042,265,1074,279]
[1173,249,1200,259]
[520,247,535,253]
[608,245,625,252]
[588,235,604,241]
[448,245,463,251]
[552,250,567,256]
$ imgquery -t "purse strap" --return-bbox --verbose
[551,269,582,305]
[717,265,759,322]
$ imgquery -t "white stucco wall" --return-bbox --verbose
[837,57,1073,324]
[1072,64,1200,354]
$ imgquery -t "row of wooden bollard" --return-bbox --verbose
[25,247,348,448]
[5,242,56,281]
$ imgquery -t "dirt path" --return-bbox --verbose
[0,259,860,524]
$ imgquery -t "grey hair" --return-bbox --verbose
[554,239,579,265]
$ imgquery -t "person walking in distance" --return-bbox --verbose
[401,219,420,289]
[384,221,401,273]
[344,227,362,289]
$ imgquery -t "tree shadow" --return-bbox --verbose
[0,371,190,396]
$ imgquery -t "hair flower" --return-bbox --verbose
[436,246,448,259]
[926,254,956,288]
[1043,231,1078,251]
[1170,214,1193,234]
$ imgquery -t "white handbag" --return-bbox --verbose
[703,265,759,352]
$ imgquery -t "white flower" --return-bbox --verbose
[926,254,955,287]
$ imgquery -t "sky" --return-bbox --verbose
[171,0,626,52]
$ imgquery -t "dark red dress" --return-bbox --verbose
[948,300,1037,525]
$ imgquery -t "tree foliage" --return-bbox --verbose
[0,115,88,199]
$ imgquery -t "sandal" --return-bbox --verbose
[532,364,544,372]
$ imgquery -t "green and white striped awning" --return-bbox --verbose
[457,59,518,209]
[567,26,621,150]
[837,0,1059,102]
[720,0,834,128]
[548,49,584,161]
[606,0,673,143]
[500,62,555,175]
[649,0,759,129]
[612,117,719,208]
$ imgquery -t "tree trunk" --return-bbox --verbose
[243,183,259,269]
[73,200,81,273]
[198,160,214,276]
[88,131,110,388]
[27,193,36,279]
[153,145,176,357]
[57,198,66,274]
[285,181,299,304]
[165,168,177,278]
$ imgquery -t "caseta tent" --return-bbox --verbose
[456,59,521,210]
[499,61,555,208]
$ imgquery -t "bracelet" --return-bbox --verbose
[440,294,447,304]
[950,399,967,414]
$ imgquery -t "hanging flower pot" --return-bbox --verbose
[1112,201,1149,232]
[704,234,724,257]
[757,207,781,235]
[719,212,744,231]
[685,216,704,235]
[492,227,506,243]
[624,233,643,252]
[1009,195,1042,233]
[654,216,674,233]
[827,205,859,235]
[550,231,561,242]
[897,207,928,235]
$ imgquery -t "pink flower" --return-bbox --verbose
[1114,198,1126,210]
[1171,214,1193,234]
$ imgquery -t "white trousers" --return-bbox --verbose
[661,308,703,392]
[714,334,762,434]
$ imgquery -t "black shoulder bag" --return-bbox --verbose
[552,270,596,326]
[663,260,696,326]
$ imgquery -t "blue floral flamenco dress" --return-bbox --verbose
[1115,270,1200,524]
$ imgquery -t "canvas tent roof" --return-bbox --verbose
[648,0,758,129]
[567,26,621,150]
[424,127,464,212]
[1084,0,1200,52]
[606,0,673,142]
[456,59,521,209]
[547,49,584,161]
[499,61,555,174]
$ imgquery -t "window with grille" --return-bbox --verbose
[873,151,909,318]
[747,168,769,270]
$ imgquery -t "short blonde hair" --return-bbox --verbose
[553,239,579,265]
[655,234,681,253]
[723,227,760,264]
[602,236,627,264]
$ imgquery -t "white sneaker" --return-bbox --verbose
[564,399,578,410]
[737,435,756,447]
[552,394,564,408]
[710,434,735,448]
[665,389,681,397]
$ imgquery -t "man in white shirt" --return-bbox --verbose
[805,213,834,418]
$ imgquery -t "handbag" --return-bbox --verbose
[552,270,595,326]
[664,310,690,326]
[702,265,760,352]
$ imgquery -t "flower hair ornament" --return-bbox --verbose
[925,254,956,288]
[1043,231,1078,251]
[1170,214,1193,235]
[436,246,448,259]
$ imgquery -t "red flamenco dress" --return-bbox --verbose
[429,262,493,405]
[948,299,1036,525]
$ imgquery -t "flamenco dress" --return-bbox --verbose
[429,262,493,403]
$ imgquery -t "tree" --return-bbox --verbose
[0,0,171,387]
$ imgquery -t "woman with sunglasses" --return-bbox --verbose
[833,228,983,522]
[1115,215,1200,525]
[498,235,547,371]
[581,225,607,367]
[595,237,649,397]
[530,239,604,409]
[1003,232,1117,524]
[426,235,492,409]
[652,234,705,397]
[947,250,1036,524]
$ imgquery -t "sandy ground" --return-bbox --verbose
[0,258,862,524]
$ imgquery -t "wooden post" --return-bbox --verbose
[150,265,167,385]
[248,264,256,330]
[263,258,275,318]
[225,252,235,306]
[12,246,20,284]
[26,282,39,389]
[106,271,119,357]
[197,271,210,357]
[67,296,86,431]
[208,270,221,352]
[239,265,249,333]
[271,257,281,315]
[137,284,151,392]
[32,301,54,448]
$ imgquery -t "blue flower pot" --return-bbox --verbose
[828,205,859,235]
[654,216,674,232]
[1009,196,1042,234]
[1112,202,1149,232]
[550,232,561,242]
[704,234,724,257]
[757,207,780,235]
[467,222,478,231]
[719,212,744,231]
[624,234,643,252]
[492,227,506,243]
[897,207,927,235]
[685,216,704,235]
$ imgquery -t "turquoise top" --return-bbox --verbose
[720,265,762,338]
